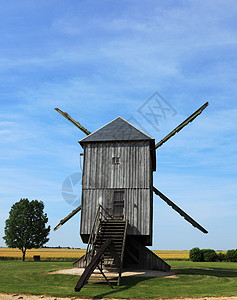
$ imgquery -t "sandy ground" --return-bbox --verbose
[50,268,178,278]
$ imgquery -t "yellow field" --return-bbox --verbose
[0,247,190,260]
[0,248,227,261]
[153,250,189,259]
[0,247,86,260]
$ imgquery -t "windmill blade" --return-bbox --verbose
[155,102,208,149]
[54,205,81,231]
[153,187,208,234]
[54,108,91,135]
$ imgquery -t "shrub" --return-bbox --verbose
[202,249,218,262]
[190,247,203,262]
[217,252,226,262]
[226,249,237,262]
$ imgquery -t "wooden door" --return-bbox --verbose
[113,190,124,219]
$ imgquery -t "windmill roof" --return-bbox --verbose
[79,116,153,143]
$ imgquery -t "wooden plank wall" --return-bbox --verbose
[80,188,151,236]
[80,141,153,239]
[82,141,150,189]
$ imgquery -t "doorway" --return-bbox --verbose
[113,190,124,219]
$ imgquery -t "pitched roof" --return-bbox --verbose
[79,116,153,143]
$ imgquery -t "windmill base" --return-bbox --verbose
[73,236,170,272]
[124,236,170,271]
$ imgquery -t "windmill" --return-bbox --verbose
[54,102,208,291]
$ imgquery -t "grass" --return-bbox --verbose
[0,260,236,298]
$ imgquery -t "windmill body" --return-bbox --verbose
[79,117,155,246]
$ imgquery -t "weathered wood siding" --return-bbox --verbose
[80,141,153,242]
[82,142,150,189]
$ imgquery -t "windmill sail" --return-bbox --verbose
[153,187,208,234]
[54,108,91,135]
[155,102,208,149]
[54,205,81,231]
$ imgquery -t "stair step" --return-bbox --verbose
[100,225,125,227]
[97,238,123,241]
[101,221,126,223]
[100,230,125,232]
[101,224,125,226]
[98,232,124,234]
[96,244,122,249]
[99,228,125,231]
[100,226,125,229]
[99,232,124,234]
[96,241,122,245]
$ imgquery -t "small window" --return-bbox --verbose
[112,157,120,165]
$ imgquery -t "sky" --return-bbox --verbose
[0,0,236,251]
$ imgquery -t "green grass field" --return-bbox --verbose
[0,260,236,298]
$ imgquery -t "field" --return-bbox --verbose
[0,260,236,298]
[0,248,235,298]
[0,247,86,261]
[0,247,192,261]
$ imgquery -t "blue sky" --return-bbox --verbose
[0,0,236,250]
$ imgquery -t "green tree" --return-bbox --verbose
[226,249,237,262]
[3,198,50,261]
[189,247,203,262]
[217,252,226,262]
[201,249,218,262]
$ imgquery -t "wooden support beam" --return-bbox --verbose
[74,238,113,292]
[97,265,114,289]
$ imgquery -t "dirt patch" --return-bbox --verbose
[50,268,178,278]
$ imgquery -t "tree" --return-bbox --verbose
[217,252,226,262]
[226,249,237,262]
[3,198,50,261]
[201,249,218,262]
[189,247,203,262]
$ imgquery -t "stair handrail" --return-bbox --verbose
[117,219,128,286]
[85,205,101,265]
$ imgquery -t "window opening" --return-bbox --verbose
[112,157,120,165]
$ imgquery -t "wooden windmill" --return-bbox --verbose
[54,102,208,291]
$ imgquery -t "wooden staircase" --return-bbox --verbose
[96,220,127,271]
[74,217,128,292]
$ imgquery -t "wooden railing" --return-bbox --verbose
[117,219,128,285]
